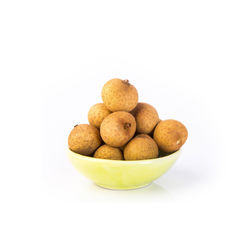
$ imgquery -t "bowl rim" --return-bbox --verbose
[67,148,181,164]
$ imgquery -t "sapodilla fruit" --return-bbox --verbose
[153,119,188,153]
[68,124,101,155]
[100,111,136,147]
[102,78,138,112]
[124,134,159,160]
[131,102,159,134]
[88,103,111,128]
[94,145,123,160]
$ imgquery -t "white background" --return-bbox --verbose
[0,0,250,249]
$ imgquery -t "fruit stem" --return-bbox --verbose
[124,123,131,129]
[122,79,130,85]
[74,124,78,127]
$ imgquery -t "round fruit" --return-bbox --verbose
[153,119,188,153]
[102,78,138,112]
[131,102,159,134]
[100,111,136,147]
[94,145,123,160]
[88,103,111,128]
[124,134,159,160]
[68,124,101,155]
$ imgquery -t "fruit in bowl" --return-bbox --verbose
[67,78,188,190]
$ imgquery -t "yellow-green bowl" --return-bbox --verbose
[68,148,181,190]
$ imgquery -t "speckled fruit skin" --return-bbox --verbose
[101,78,138,112]
[100,111,136,147]
[68,124,102,156]
[94,145,123,160]
[124,134,159,160]
[88,103,111,128]
[131,102,159,134]
[153,119,188,153]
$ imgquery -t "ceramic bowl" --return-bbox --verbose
[68,148,181,190]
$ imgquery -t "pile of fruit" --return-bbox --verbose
[68,78,188,160]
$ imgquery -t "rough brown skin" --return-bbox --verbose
[131,102,159,134]
[94,145,123,160]
[100,111,136,147]
[102,78,138,112]
[88,103,111,128]
[149,119,162,137]
[153,119,188,153]
[124,134,159,160]
[68,124,102,155]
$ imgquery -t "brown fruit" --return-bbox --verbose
[124,134,159,160]
[153,119,188,153]
[94,145,123,160]
[68,124,101,155]
[100,111,136,147]
[131,102,159,134]
[102,78,138,112]
[88,103,111,128]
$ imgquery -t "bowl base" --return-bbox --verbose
[95,182,152,191]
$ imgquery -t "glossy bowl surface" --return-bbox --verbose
[68,148,181,190]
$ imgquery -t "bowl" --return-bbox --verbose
[67,148,181,190]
